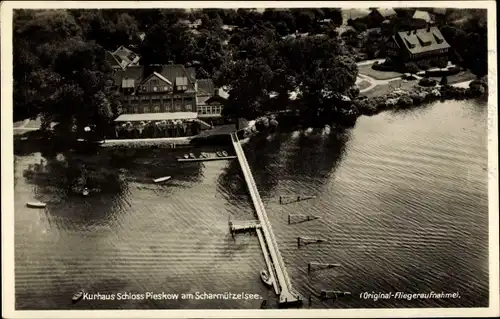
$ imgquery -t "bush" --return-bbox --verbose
[372,61,395,71]
[403,62,420,74]
[418,77,437,87]
[416,60,432,70]
[398,96,413,106]
[347,85,360,99]
[440,76,448,86]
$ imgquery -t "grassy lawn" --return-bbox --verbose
[361,79,417,98]
[428,70,477,85]
[357,80,372,90]
[358,64,402,80]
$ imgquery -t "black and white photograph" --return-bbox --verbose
[2,1,498,318]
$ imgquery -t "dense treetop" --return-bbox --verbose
[13,8,488,134]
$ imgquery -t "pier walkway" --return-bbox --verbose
[230,133,302,307]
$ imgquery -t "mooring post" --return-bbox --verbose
[279,196,282,204]
[297,237,301,248]
[307,262,311,273]
[288,214,290,224]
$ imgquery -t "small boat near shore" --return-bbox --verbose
[153,176,171,183]
[260,269,273,287]
[216,151,223,157]
[26,201,47,208]
[189,153,196,159]
[222,150,229,157]
[82,188,90,196]
[183,154,189,159]
[72,289,84,304]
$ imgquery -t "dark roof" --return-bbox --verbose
[106,51,125,70]
[113,64,197,93]
[396,26,450,55]
[205,95,227,105]
[197,79,215,96]
[113,65,144,85]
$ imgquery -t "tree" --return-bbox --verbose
[139,20,195,65]
[341,29,359,47]
[440,76,448,86]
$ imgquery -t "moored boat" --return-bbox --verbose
[72,289,84,303]
[183,154,189,159]
[153,176,172,183]
[260,269,273,287]
[222,150,229,157]
[189,153,196,159]
[216,151,223,157]
[26,201,47,208]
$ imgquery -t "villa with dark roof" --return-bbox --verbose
[385,26,450,65]
[112,64,213,138]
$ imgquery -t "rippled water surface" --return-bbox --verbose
[14,99,489,309]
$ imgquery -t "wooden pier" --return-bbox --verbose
[177,156,237,162]
[231,133,303,308]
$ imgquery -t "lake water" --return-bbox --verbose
[14,99,489,309]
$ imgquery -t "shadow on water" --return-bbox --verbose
[17,138,204,227]
[217,127,351,205]
[283,128,350,182]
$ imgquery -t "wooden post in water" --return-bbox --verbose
[297,237,301,248]
[288,214,291,225]
[308,295,312,307]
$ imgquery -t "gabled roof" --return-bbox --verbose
[106,46,141,70]
[113,65,144,85]
[112,64,197,93]
[106,51,125,70]
[396,26,450,55]
[413,10,432,23]
[372,8,397,18]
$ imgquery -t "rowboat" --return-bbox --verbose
[72,289,84,303]
[153,176,171,183]
[189,153,196,159]
[222,151,229,157]
[26,201,47,208]
[260,269,273,287]
[183,154,189,159]
[216,151,223,157]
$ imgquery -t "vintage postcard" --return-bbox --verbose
[2,1,498,318]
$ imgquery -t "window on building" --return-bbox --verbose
[154,105,161,113]
[143,106,150,113]
[153,86,158,92]
[164,102,171,112]
[173,100,181,111]
[164,86,169,91]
